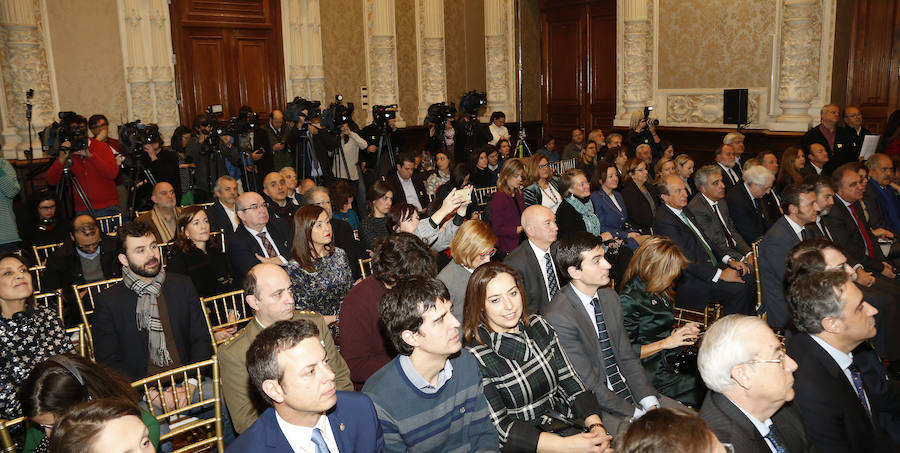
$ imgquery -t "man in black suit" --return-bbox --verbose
[843,106,872,156]
[652,175,754,315]
[715,144,741,193]
[758,184,820,328]
[697,315,812,453]
[207,175,240,236]
[725,165,776,244]
[228,191,291,283]
[386,151,429,212]
[544,232,679,434]
[261,171,298,226]
[504,205,561,314]
[801,104,854,175]
[758,150,785,219]
[299,186,366,279]
[786,269,900,452]
[687,165,751,261]
[723,132,746,176]
[799,143,829,179]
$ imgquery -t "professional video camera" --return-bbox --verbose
[321,94,354,133]
[117,120,161,169]
[372,104,398,130]
[38,112,89,156]
[459,91,487,118]
[425,102,457,129]
[643,106,660,126]
[232,107,259,136]
[285,97,322,123]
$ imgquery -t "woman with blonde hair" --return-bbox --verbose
[653,157,676,183]
[522,153,561,212]
[619,236,704,406]
[437,219,498,323]
[489,158,526,253]
[673,154,696,196]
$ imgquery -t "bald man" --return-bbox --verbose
[136,181,181,243]
[504,205,561,314]
[227,191,291,283]
[801,104,854,175]
[261,171,297,223]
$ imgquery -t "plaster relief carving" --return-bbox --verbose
[364,0,404,124]
[666,93,760,124]
[775,0,821,125]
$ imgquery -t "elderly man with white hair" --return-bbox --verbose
[697,315,812,453]
[725,165,776,244]
[723,132,746,173]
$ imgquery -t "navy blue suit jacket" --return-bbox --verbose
[590,189,631,240]
[758,216,802,328]
[652,204,723,305]
[226,392,386,453]
[725,183,770,245]
[227,221,291,284]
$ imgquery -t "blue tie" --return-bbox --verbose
[591,298,633,402]
[545,252,559,298]
[848,363,872,419]
[764,425,788,453]
[311,427,329,453]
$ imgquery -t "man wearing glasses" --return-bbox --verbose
[227,191,291,284]
[697,315,811,453]
[842,106,871,155]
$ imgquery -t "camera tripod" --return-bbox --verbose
[55,156,94,219]
[124,154,157,219]
[238,131,260,193]
[374,125,395,178]
[294,127,326,184]
[514,129,533,158]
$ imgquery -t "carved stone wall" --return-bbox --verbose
[666,93,761,125]
[363,0,405,125]
[282,0,326,103]
[774,0,823,128]
[483,0,516,122]
[415,0,447,124]
[620,0,652,119]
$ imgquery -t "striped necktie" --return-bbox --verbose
[764,425,788,453]
[545,252,559,298]
[591,297,633,402]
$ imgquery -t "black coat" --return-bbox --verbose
[700,391,813,453]
[725,183,772,245]
[823,197,886,272]
[44,236,122,326]
[504,240,554,314]
[801,125,855,175]
[227,222,292,283]
[165,245,237,298]
[386,170,429,210]
[206,201,238,237]
[620,180,656,235]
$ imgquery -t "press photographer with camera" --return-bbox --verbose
[185,112,242,203]
[283,97,336,184]
[628,108,662,156]
[256,109,290,177]
[143,127,179,201]
[45,113,121,217]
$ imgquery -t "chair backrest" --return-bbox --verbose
[673,303,724,331]
[95,213,123,236]
[358,258,372,279]
[200,290,254,353]
[66,324,87,357]
[549,158,577,175]
[473,186,497,207]
[158,241,172,267]
[752,240,763,316]
[74,277,123,358]
[0,416,24,452]
[32,242,64,266]
[135,210,150,218]
[208,230,226,252]
[34,290,64,324]
[131,357,223,452]
[29,265,46,293]
[191,202,215,209]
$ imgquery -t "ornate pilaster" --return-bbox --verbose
[363,0,404,126]
[483,0,516,121]
[773,0,821,128]
[282,0,325,103]
[0,0,55,159]
[117,0,178,140]
[415,0,447,124]
[619,0,652,119]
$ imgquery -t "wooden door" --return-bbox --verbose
[846,0,900,134]
[170,0,285,125]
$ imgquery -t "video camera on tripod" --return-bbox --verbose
[38,111,89,157]
[459,91,487,119]
[372,104,398,131]
[321,94,354,133]
[117,120,161,163]
[426,102,457,131]
[285,96,322,125]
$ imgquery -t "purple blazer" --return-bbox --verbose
[490,189,526,252]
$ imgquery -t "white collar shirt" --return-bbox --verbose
[275,411,340,453]
[730,398,778,453]
[528,240,559,301]
[244,224,287,265]
[810,335,871,412]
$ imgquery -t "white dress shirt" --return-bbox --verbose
[244,225,287,265]
[718,163,739,185]
[731,398,779,453]
[488,123,509,146]
[275,411,340,453]
[784,215,807,241]
[220,201,239,231]
[398,175,423,210]
[810,335,871,412]
[528,240,560,301]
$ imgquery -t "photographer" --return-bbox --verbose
[144,128,179,200]
[361,113,404,179]
[45,114,120,216]
[256,109,290,177]
[627,109,662,156]
[185,113,241,203]
[333,121,367,188]
[285,112,333,183]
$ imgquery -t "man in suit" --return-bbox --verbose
[757,150,785,220]
[652,175,754,315]
[207,175,240,236]
[801,104,855,174]
[863,154,900,234]
[758,184,820,328]
[561,128,585,161]
[697,315,812,453]
[723,132,746,176]
[386,151,429,212]
[726,165,776,245]
[261,171,298,225]
[715,144,741,192]
[279,166,302,206]
[219,263,352,434]
[799,143,829,179]
[786,269,900,452]
[843,106,872,156]
[545,232,680,434]
[228,191,291,283]
[688,165,752,262]
[227,319,386,453]
[504,205,561,314]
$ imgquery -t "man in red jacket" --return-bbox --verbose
[45,114,120,216]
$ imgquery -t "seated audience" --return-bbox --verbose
[545,233,682,434]
[469,147,494,189]
[387,151,429,211]
[425,150,452,197]
[18,354,160,452]
[436,163,472,200]
[619,237,703,406]
[616,407,727,453]
[227,319,385,452]
[523,153,561,212]
[776,146,806,192]
[504,205,561,315]
[20,189,68,248]
[754,151,786,221]
[653,175,753,315]
[487,111,509,146]
[438,219,496,321]
[261,171,298,223]
[725,165,776,244]
[562,128,585,161]
[696,315,811,453]
[800,143,829,178]
[863,153,900,234]
[715,144,741,192]
[0,252,73,421]
[219,263,351,434]
[135,182,181,243]
[359,181,393,250]
[801,104,854,174]
[590,161,643,249]
[299,186,365,279]
[535,135,559,162]
[786,269,900,452]
[206,175,240,236]
[278,166,301,206]
[688,165,752,267]
[362,277,498,451]
[635,144,655,180]
[463,262,613,451]
[386,189,470,252]
[881,109,900,156]
[575,140,600,182]
[653,157,676,183]
[338,233,436,385]
[329,180,360,230]
[674,154,696,197]
[603,142,627,182]
[49,398,155,453]
[227,191,291,282]
[620,158,657,235]
[165,205,236,298]
[489,158,526,253]
[285,205,352,325]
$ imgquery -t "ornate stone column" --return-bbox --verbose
[483,0,516,122]
[0,0,55,159]
[619,0,652,120]
[282,0,325,102]
[774,0,821,129]
[415,0,447,124]
[363,0,404,126]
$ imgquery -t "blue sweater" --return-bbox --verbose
[362,350,499,452]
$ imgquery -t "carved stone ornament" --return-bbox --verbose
[776,0,821,123]
[283,0,325,102]
[666,93,760,124]
[621,0,653,115]
[415,0,447,123]
[365,0,403,124]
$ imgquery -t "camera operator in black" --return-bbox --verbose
[19,188,69,249]
[360,115,404,180]
[284,110,335,183]
[186,113,241,203]
[255,109,290,177]
[141,127,180,201]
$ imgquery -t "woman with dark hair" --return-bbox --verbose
[619,237,703,406]
[879,109,900,156]
[286,205,352,325]
[536,135,559,162]
[469,147,494,189]
[496,138,513,170]
[602,145,628,182]
[776,146,806,192]
[49,398,154,453]
[427,119,456,158]
[620,157,657,235]
[425,150,453,197]
[575,141,600,182]
[329,180,359,230]
[462,262,612,452]
[657,140,675,160]
[590,161,643,249]
[21,188,69,248]
[437,163,472,200]
[616,407,726,453]
[170,125,195,205]
[386,190,470,251]
[18,354,160,452]
[166,206,235,298]
[0,253,72,422]
[487,111,509,146]
[359,180,394,250]
[490,158,526,253]
[523,154,561,212]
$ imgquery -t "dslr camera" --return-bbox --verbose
[39,112,89,156]
[643,106,660,126]
[459,91,487,118]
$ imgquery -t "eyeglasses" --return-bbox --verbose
[238,202,269,212]
[314,200,332,206]
[478,248,496,258]
[744,345,789,369]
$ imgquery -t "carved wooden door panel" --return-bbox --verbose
[846,0,900,134]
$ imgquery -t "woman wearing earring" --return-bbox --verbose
[167,206,236,298]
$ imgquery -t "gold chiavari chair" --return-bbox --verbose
[74,277,123,358]
[0,416,25,452]
[358,258,373,279]
[96,213,123,236]
[473,186,497,208]
[751,240,763,317]
[208,230,226,252]
[32,242,63,266]
[34,290,64,324]
[158,241,172,267]
[135,210,151,218]
[66,324,87,357]
[200,290,254,353]
[191,202,215,209]
[29,265,46,293]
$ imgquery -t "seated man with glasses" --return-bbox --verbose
[227,191,291,284]
[697,314,812,453]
